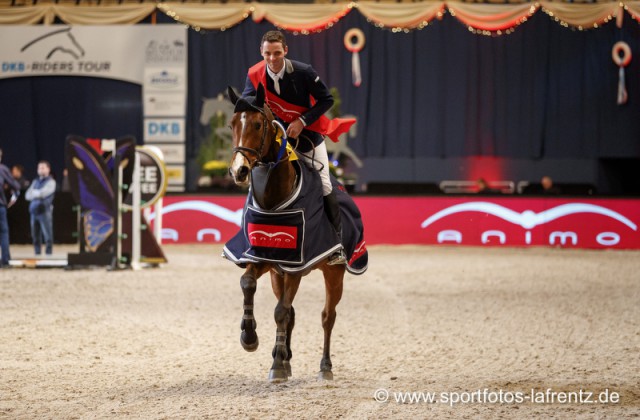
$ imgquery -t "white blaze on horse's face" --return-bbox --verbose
[230,112,251,186]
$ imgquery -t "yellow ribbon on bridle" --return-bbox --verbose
[272,120,298,161]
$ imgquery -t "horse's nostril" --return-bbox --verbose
[237,166,249,179]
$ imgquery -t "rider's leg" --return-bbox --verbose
[300,141,346,265]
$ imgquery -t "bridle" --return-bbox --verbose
[231,106,290,169]
[231,109,271,169]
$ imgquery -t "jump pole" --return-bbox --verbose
[100,138,125,271]
[131,150,142,270]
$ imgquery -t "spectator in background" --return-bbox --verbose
[3,164,28,203]
[25,160,56,255]
[541,176,561,195]
[60,168,71,193]
[0,148,21,267]
[11,165,30,190]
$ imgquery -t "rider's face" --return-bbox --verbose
[261,41,288,74]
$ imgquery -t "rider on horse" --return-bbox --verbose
[241,30,355,265]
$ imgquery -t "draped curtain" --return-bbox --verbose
[182,8,640,167]
[1,1,639,189]
[0,2,638,32]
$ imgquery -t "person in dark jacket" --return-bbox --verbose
[540,176,562,195]
[25,160,56,255]
[0,148,21,267]
[11,164,30,190]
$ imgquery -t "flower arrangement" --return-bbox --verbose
[202,159,228,177]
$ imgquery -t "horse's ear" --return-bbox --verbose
[255,83,266,108]
[227,86,239,105]
[264,104,275,122]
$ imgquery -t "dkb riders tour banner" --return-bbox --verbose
[0,25,188,191]
[0,25,185,84]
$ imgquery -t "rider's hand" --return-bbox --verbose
[286,118,305,139]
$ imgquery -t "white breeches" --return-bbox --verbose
[298,141,333,196]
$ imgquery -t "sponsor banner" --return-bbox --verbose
[143,92,186,117]
[148,196,243,243]
[144,67,186,92]
[153,196,640,248]
[146,143,185,165]
[123,147,167,209]
[165,164,185,187]
[144,118,185,142]
[167,185,185,193]
[0,25,186,83]
[358,197,640,249]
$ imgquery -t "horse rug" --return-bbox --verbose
[223,160,368,275]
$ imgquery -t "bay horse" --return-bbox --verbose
[226,85,346,382]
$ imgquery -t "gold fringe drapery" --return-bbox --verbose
[252,2,352,33]
[625,1,640,21]
[539,1,619,29]
[0,5,52,25]
[53,5,157,26]
[156,3,252,31]
[0,4,156,25]
[0,1,637,33]
[446,2,538,33]
[355,2,446,30]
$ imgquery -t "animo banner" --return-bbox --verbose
[0,25,186,84]
[155,196,640,249]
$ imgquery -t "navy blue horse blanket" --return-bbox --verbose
[223,160,368,275]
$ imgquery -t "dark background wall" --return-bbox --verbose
[1,10,639,194]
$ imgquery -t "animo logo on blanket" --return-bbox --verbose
[247,223,297,249]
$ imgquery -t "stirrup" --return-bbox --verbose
[327,249,347,266]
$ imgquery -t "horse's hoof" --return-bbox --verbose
[283,360,292,377]
[240,334,259,352]
[240,318,257,331]
[268,369,288,383]
[317,370,334,381]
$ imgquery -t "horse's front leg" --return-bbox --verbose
[269,273,301,383]
[240,263,270,352]
[318,265,345,380]
[270,271,296,378]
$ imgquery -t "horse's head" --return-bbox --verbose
[227,84,279,186]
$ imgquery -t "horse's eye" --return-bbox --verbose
[254,122,261,130]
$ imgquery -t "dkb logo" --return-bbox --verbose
[144,119,184,141]
[148,122,180,136]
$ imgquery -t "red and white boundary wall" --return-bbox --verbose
[153,196,640,249]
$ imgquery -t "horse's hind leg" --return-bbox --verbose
[269,274,301,383]
[318,265,345,381]
[240,263,269,352]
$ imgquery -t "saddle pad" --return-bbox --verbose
[242,205,305,264]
